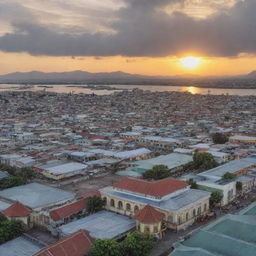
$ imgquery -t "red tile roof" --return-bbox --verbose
[34,230,94,256]
[50,199,86,222]
[50,191,100,221]
[134,205,165,223]
[2,201,31,217]
[113,177,188,198]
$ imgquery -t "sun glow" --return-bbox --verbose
[180,56,201,69]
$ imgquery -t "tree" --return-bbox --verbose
[212,133,229,144]
[143,165,170,180]
[210,191,223,206]
[89,232,155,256]
[89,239,121,256]
[0,219,24,245]
[0,176,27,190]
[193,152,218,172]
[223,172,236,180]
[87,196,106,214]
[121,232,155,256]
[187,179,198,189]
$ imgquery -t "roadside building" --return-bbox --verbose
[100,177,210,231]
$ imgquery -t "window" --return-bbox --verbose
[198,207,201,216]
[193,209,196,217]
[204,204,207,211]
[103,197,107,204]
[145,226,150,233]
[134,205,139,213]
[118,201,123,209]
[178,216,182,225]
[154,226,158,233]
[186,212,189,221]
[126,203,131,211]
[110,199,115,207]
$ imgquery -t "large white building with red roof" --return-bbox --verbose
[100,177,211,232]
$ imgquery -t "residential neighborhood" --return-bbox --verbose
[0,89,255,255]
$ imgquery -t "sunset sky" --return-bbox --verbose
[0,0,255,76]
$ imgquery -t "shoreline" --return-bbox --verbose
[0,83,256,90]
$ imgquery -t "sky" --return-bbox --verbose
[0,0,255,76]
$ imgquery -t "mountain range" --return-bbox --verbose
[0,70,255,88]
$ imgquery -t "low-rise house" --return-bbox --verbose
[2,201,32,227]
[136,136,181,152]
[0,183,76,229]
[230,135,256,144]
[36,161,88,180]
[182,155,256,206]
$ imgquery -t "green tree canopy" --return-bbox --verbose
[121,232,155,256]
[89,239,121,256]
[223,172,236,180]
[0,219,24,245]
[212,133,229,144]
[0,176,27,190]
[87,196,106,214]
[89,232,155,256]
[142,165,170,180]
[193,152,218,172]
[210,191,223,206]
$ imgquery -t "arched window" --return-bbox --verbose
[198,207,201,216]
[178,216,182,225]
[103,197,107,204]
[186,212,189,221]
[126,203,131,211]
[118,201,123,209]
[204,204,207,211]
[134,205,139,213]
[145,226,150,233]
[154,226,158,233]
[193,209,196,217]
[110,199,115,207]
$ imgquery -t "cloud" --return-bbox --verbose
[0,0,254,57]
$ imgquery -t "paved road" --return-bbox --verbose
[151,189,256,256]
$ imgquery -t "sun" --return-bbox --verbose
[180,56,201,69]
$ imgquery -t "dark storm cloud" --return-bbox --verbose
[0,0,255,57]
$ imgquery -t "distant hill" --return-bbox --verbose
[0,70,255,88]
[0,70,164,84]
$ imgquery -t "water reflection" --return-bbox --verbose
[182,86,200,94]
[0,84,255,96]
